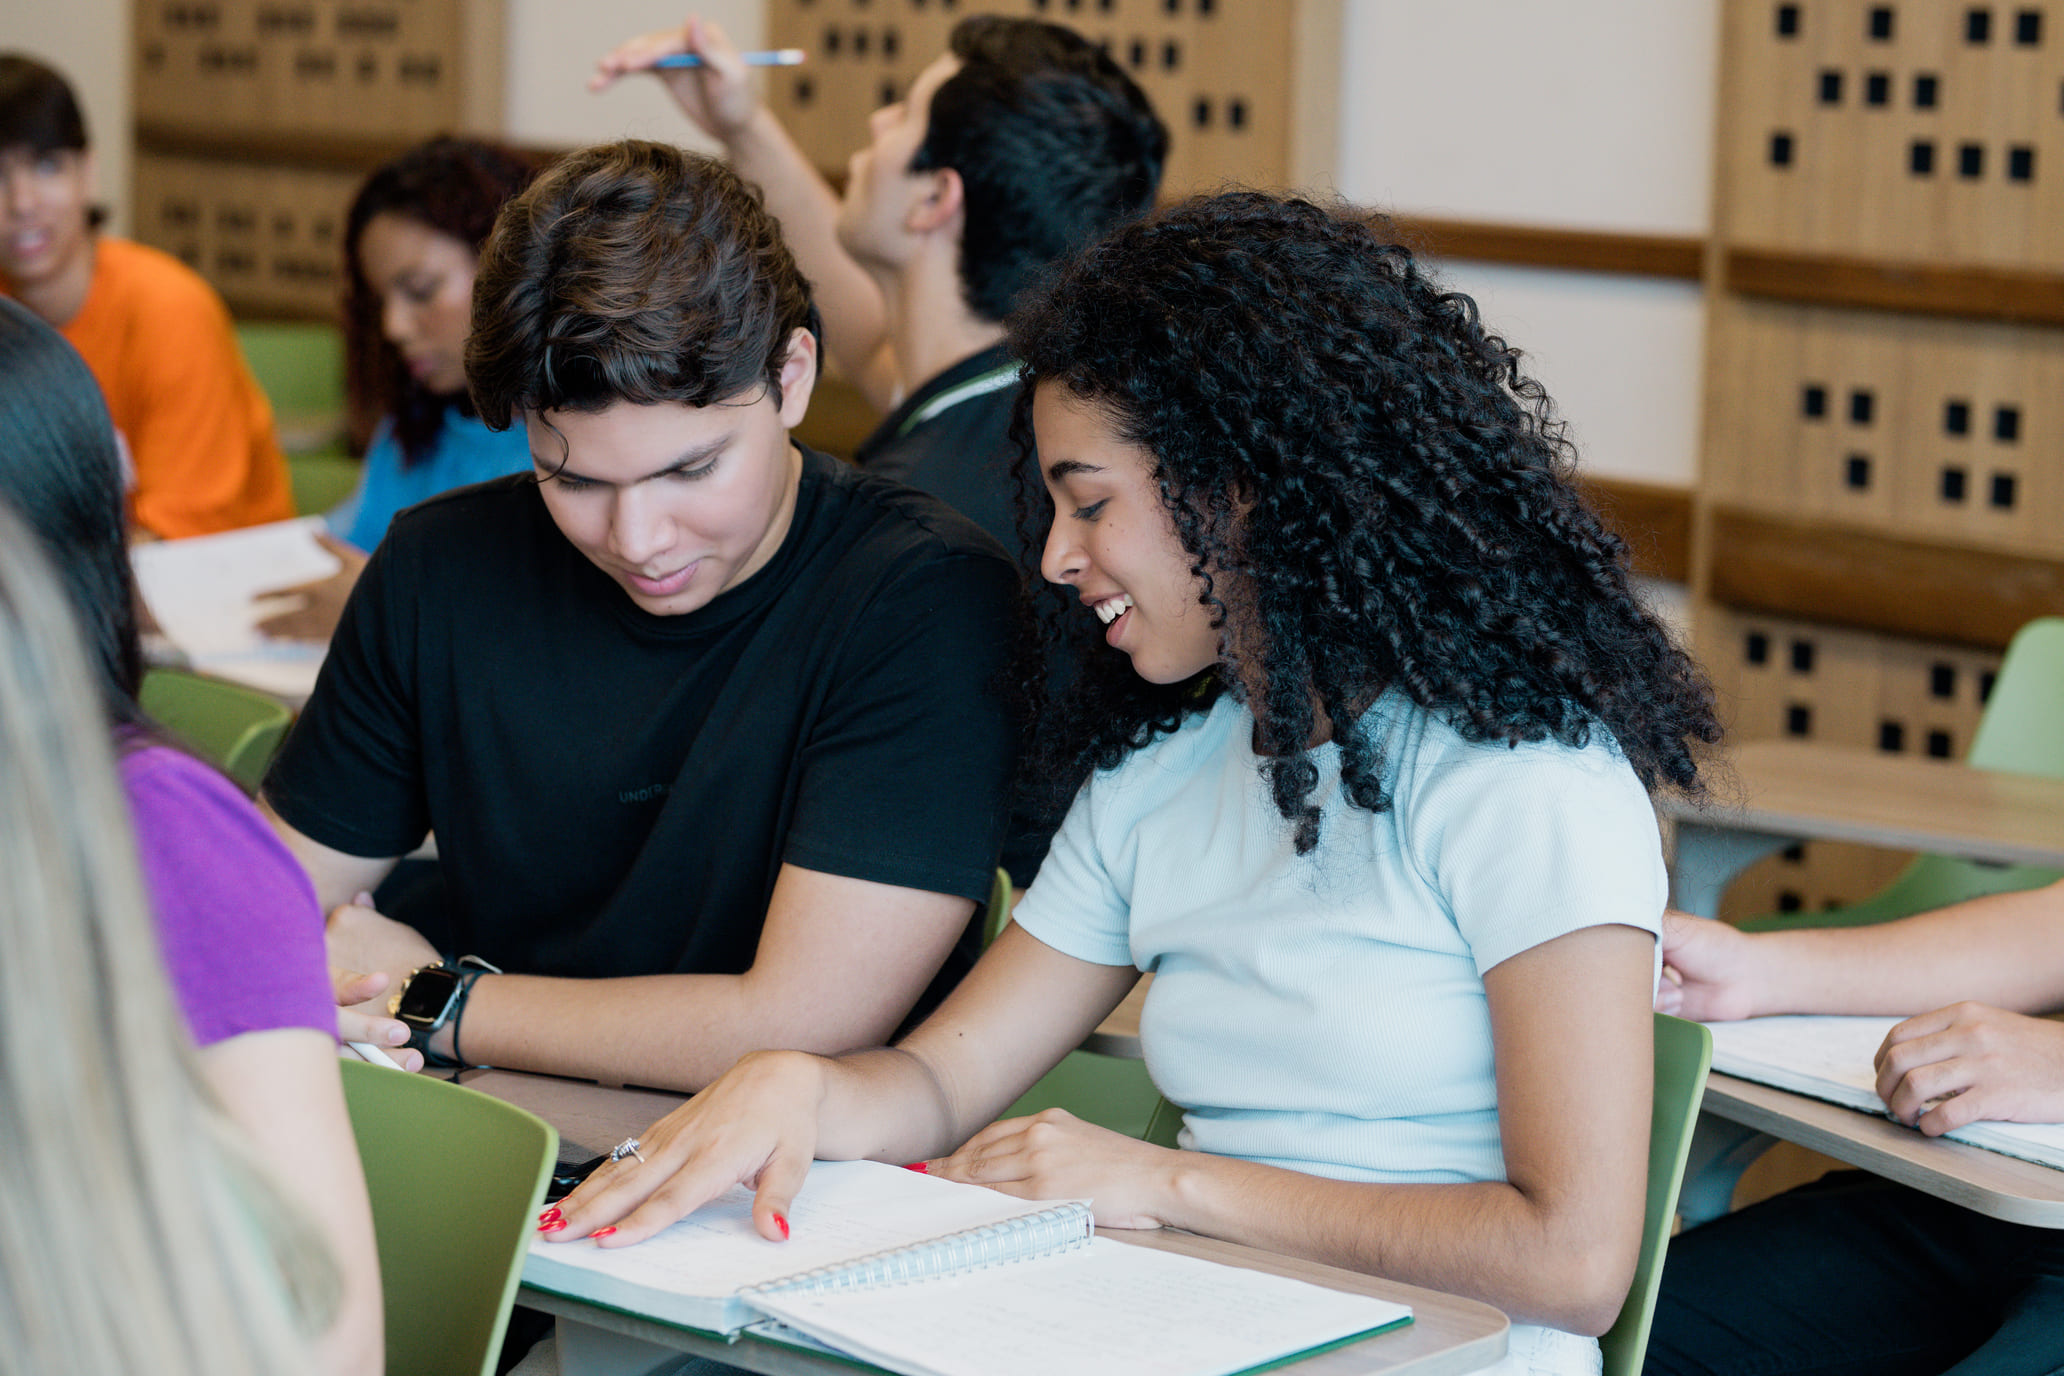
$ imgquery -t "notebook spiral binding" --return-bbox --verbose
[742,1201,1094,1299]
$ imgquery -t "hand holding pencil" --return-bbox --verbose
[591,15,785,145]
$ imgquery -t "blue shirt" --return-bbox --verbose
[331,410,533,551]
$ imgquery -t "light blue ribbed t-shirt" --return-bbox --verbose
[1014,689,1666,1187]
[329,410,533,552]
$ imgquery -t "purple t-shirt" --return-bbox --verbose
[121,744,334,1047]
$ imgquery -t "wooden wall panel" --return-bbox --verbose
[133,151,358,318]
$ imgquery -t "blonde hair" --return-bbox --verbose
[0,507,339,1376]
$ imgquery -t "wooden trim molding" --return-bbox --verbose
[1574,476,1695,584]
[1706,505,2064,651]
[1389,217,1705,281]
[1727,249,2064,327]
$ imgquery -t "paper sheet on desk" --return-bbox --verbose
[132,517,335,699]
[1708,1015,2064,1171]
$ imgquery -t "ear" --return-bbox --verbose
[905,165,965,238]
[773,326,820,430]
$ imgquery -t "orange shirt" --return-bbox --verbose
[51,238,294,537]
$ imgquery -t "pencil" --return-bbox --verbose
[655,49,807,69]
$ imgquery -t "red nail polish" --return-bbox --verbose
[773,1212,790,1240]
[901,1162,929,1174]
[537,1219,566,1233]
[538,1207,562,1221]
[588,1226,617,1239]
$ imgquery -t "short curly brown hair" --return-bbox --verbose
[467,140,817,429]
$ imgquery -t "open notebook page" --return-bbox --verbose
[749,1236,1412,1376]
[131,517,334,699]
[1708,1015,2064,1171]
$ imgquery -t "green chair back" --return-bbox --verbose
[981,866,1014,947]
[139,668,294,795]
[1142,1091,1183,1149]
[235,320,360,516]
[1006,1049,1163,1141]
[340,1061,558,1376]
[1739,616,2064,934]
[1599,1013,1713,1376]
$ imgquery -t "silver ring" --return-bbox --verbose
[609,1137,645,1165]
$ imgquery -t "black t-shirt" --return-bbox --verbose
[266,446,1021,993]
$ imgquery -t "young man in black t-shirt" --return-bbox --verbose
[262,141,1022,1092]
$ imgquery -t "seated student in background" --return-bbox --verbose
[547,192,1724,1376]
[0,296,382,1375]
[1647,888,2064,1376]
[262,141,1022,1094]
[0,505,343,1376]
[592,13,1165,558]
[595,13,1165,886]
[258,137,540,641]
[0,54,294,538]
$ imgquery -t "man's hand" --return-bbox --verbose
[327,892,439,1009]
[255,534,368,642]
[1875,1001,2064,1135]
[1655,909,1766,1022]
[332,967,426,1072]
[591,15,760,143]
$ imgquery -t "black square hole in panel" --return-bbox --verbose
[2010,145,2036,180]
[1777,3,1801,36]
[1930,662,1957,698]
[793,75,814,105]
[1959,142,1985,177]
[882,28,899,57]
[1845,453,1872,489]
[1227,98,1248,131]
[823,25,840,54]
[1771,131,1796,166]
[878,79,896,105]
[1911,139,1937,175]
[2017,8,2042,43]
[1198,0,1214,14]
[1914,72,1940,107]
[1820,69,1844,103]
[1866,70,1891,104]
[1165,0,1180,11]
[1129,39,1146,67]
[1995,404,2021,441]
[1869,5,1895,39]
[1790,639,1816,673]
[1991,471,2018,508]
[1880,720,1907,752]
[1161,39,1179,71]
[1191,96,1210,128]
[1942,465,1969,502]
[1787,704,1814,737]
[1849,389,1875,424]
[1746,631,1771,666]
[1782,843,1807,862]
[1802,383,1828,418]
[1778,891,1805,913]
[1927,730,1955,758]
[1945,398,1971,434]
[1981,669,1997,702]
[851,29,869,55]
[1968,6,1994,42]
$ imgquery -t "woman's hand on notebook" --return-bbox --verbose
[1873,1001,2064,1135]
[548,1048,829,1247]
[925,1107,1181,1230]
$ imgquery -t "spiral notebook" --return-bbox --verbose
[523,1159,1412,1376]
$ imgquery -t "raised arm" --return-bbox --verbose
[1657,878,2064,1021]
[591,16,899,407]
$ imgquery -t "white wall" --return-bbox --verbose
[10,0,132,235]
[503,0,763,151]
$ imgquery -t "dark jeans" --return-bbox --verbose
[1645,1171,2064,1376]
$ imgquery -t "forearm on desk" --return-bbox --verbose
[1750,879,2064,1016]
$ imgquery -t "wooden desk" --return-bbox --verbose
[1662,740,2064,917]
[1694,1072,2064,1229]
[468,1071,1509,1376]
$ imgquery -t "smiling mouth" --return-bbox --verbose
[626,561,700,597]
[1090,593,1133,625]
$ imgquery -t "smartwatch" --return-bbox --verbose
[389,955,501,1066]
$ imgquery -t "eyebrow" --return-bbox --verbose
[536,434,733,486]
[1045,458,1105,481]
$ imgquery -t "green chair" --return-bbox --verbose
[340,1060,558,1376]
[1599,1013,1713,1376]
[1738,616,2064,934]
[981,866,1015,946]
[235,319,361,515]
[139,667,294,795]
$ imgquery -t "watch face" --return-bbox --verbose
[394,966,463,1027]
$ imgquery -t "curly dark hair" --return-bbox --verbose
[342,137,538,465]
[1009,191,1721,853]
[909,17,1166,323]
[467,140,818,433]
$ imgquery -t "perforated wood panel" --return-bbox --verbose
[764,0,1298,194]
[1703,295,2064,557]
[132,151,357,317]
[1693,602,2005,918]
[134,0,503,140]
[1720,0,2064,268]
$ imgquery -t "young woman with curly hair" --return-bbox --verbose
[546,191,1722,1376]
